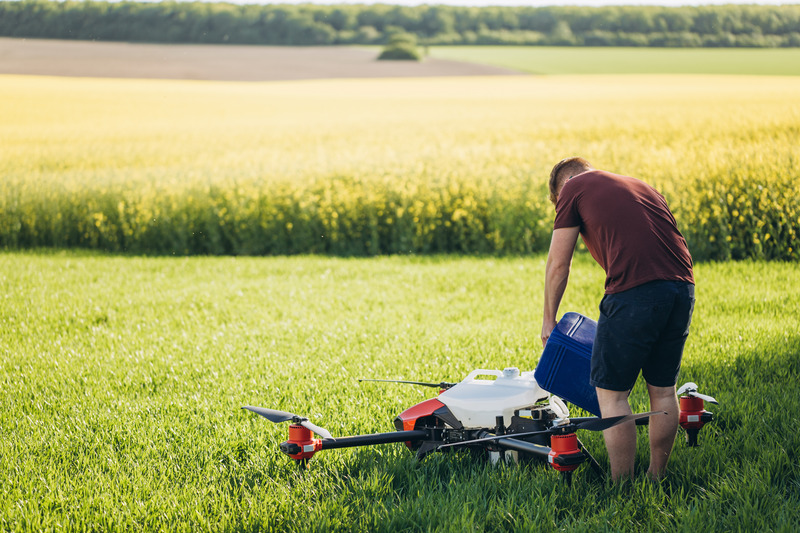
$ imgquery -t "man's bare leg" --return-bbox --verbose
[596,387,636,481]
[646,383,679,480]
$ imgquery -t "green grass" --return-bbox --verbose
[426,46,800,75]
[1,251,799,531]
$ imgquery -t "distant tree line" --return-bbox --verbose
[2,0,799,47]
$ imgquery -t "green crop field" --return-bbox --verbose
[2,73,798,260]
[427,46,800,76]
[1,252,799,531]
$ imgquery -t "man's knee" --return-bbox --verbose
[647,384,679,416]
[647,383,677,401]
[596,387,632,416]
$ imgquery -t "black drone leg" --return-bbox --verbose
[576,437,605,480]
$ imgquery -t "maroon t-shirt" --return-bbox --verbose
[554,170,694,294]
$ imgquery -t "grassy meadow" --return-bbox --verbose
[1,252,799,531]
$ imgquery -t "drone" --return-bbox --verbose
[244,368,717,483]
[244,313,718,482]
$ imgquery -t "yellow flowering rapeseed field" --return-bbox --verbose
[1,74,798,259]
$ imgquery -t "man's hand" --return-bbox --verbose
[541,317,557,347]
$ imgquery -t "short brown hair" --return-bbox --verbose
[549,157,592,206]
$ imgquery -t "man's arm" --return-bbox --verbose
[541,226,580,346]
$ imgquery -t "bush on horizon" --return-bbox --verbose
[378,31,422,61]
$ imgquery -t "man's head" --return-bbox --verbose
[549,157,593,206]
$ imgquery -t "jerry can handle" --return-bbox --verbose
[461,369,503,383]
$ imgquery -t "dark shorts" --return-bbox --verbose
[590,280,695,392]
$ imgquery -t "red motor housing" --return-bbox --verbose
[280,424,322,461]
[548,433,582,472]
[679,395,714,446]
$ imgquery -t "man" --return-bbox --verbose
[541,157,695,481]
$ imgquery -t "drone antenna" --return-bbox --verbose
[358,378,457,390]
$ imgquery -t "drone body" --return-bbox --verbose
[244,313,718,481]
[389,368,581,467]
[244,367,717,482]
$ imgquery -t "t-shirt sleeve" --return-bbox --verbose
[554,183,582,229]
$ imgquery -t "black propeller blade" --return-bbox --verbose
[439,411,665,449]
[358,378,457,390]
[568,411,664,432]
[242,406,334,440]
[242,406,296,423]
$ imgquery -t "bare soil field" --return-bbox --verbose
[0,38,522,81]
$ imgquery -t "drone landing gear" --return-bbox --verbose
[414,441,442,460]
[575,437,604,480]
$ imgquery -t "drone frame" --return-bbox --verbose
[244,379,717,482]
